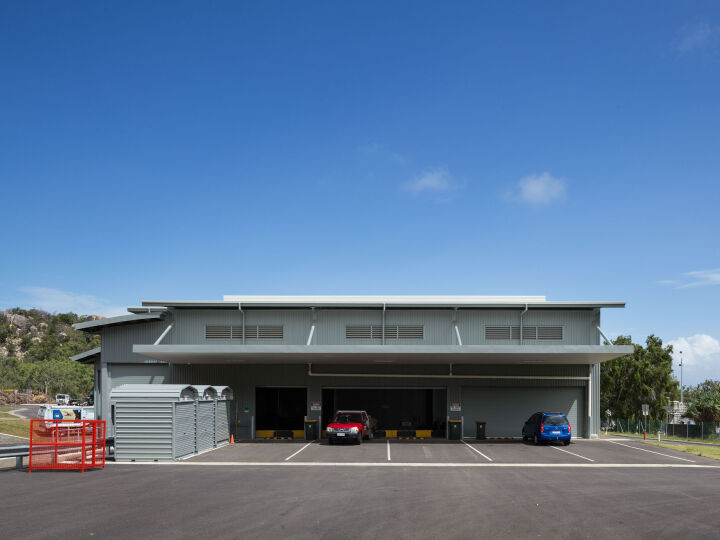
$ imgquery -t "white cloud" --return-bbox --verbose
[659,268,720,288]
[668,334,720,386]
[507,172,567,206]
[16,287,127,317]
[673,23,720,53]
[403,167,457,194]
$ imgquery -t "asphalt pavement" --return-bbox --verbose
[2,439,720,539]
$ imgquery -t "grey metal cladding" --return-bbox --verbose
[161,307,597,346]
[114,401,174,461]
[103,320,172,364]
[108,364,170,387]
[215,401,231,444]
[173,401,197,459]
[460,387,584,438]
[196,400,215,452]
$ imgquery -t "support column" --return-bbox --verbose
[589,363,601,438]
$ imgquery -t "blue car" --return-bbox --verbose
[522,412,571,445]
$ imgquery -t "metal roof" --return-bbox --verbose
[73,312,167,332]
[133,344,633,365]
[70,347,101,365]
[138,295,626,309]
[110,384,198,400]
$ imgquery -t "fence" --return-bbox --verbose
[604,418,720,442]
[29,419,106,472]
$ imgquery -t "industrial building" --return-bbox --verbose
[72,295,632,440]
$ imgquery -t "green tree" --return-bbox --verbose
[600,335,680,419]
[0,309,99,398]
[685,380,720,422]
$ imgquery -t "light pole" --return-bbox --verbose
[679,350,684,404]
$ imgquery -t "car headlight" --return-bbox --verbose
[326,427,334,433]
[350,427,359,433]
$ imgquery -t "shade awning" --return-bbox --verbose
[133,344,633,365]
[70,347,101,364]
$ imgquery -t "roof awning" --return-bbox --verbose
[70,347,101,364]
[73,312,167,333]
[133,344,633,365]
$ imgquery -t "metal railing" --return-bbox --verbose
[0,437,114,469]
[604,419,720,443]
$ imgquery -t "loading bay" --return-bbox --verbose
[4,439,720,539]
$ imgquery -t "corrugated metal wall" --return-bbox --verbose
[163,308,598,346]
[173,401,196,459]
[114,401,174,461]
[196,401,215,452]
[460,387,584,438]
[215,401,231,444]
[103,321,171,363]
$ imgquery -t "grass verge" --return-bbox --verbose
[604,431,720,445]
[643,441,720,461]
[0,407,21,420]
[0,409,31,439]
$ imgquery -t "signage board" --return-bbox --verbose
[450,403,461,412]
[310,402,322,411]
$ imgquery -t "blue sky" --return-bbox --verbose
[1,2,719,384]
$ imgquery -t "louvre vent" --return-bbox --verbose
[206,325,283,340]
[486,326,511,340]
[245,325,284,339]
[486,325,562,341]
[396,325,424,339]
[346,326,372,339]
[231,326,244,339]
[537,326,563,340]
[206,325,231,339]
[345,325,424,340]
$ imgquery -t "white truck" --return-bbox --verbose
[37,405,95,421]
[55,394,71,405]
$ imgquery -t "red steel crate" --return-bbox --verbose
[29,419,106,472]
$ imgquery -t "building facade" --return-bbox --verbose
[73,295,632,439]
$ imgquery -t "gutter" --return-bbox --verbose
[307,364,588,381]
[519,303,528,344]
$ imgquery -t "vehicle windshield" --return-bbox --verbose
[332,413,362,424]
[543,415,568,426]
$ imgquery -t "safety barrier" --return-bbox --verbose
[29,419,106,473]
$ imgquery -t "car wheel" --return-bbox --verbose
[357,435,363,445]
[328,438,334,445]
[534,435,541,445]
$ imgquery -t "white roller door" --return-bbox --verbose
[461,387,584,438]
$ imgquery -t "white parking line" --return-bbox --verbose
[607,440,695,463]
[387,440,391,461]
[462,440,493,462]
[550,445,594,462]
[113,461,720,468]
[285,442,314,461]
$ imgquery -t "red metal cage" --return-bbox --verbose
[29,419,106,472]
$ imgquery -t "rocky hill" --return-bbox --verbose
[0,309,101,398]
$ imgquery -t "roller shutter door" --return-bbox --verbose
[173,401,196,459]
[196,400,216,452]
[461,387,584,438]
[215,401,231,445]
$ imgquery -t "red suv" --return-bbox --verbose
[326,410,372,445]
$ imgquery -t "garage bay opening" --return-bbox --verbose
[322,388,447,438]
[255,387,307,439]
